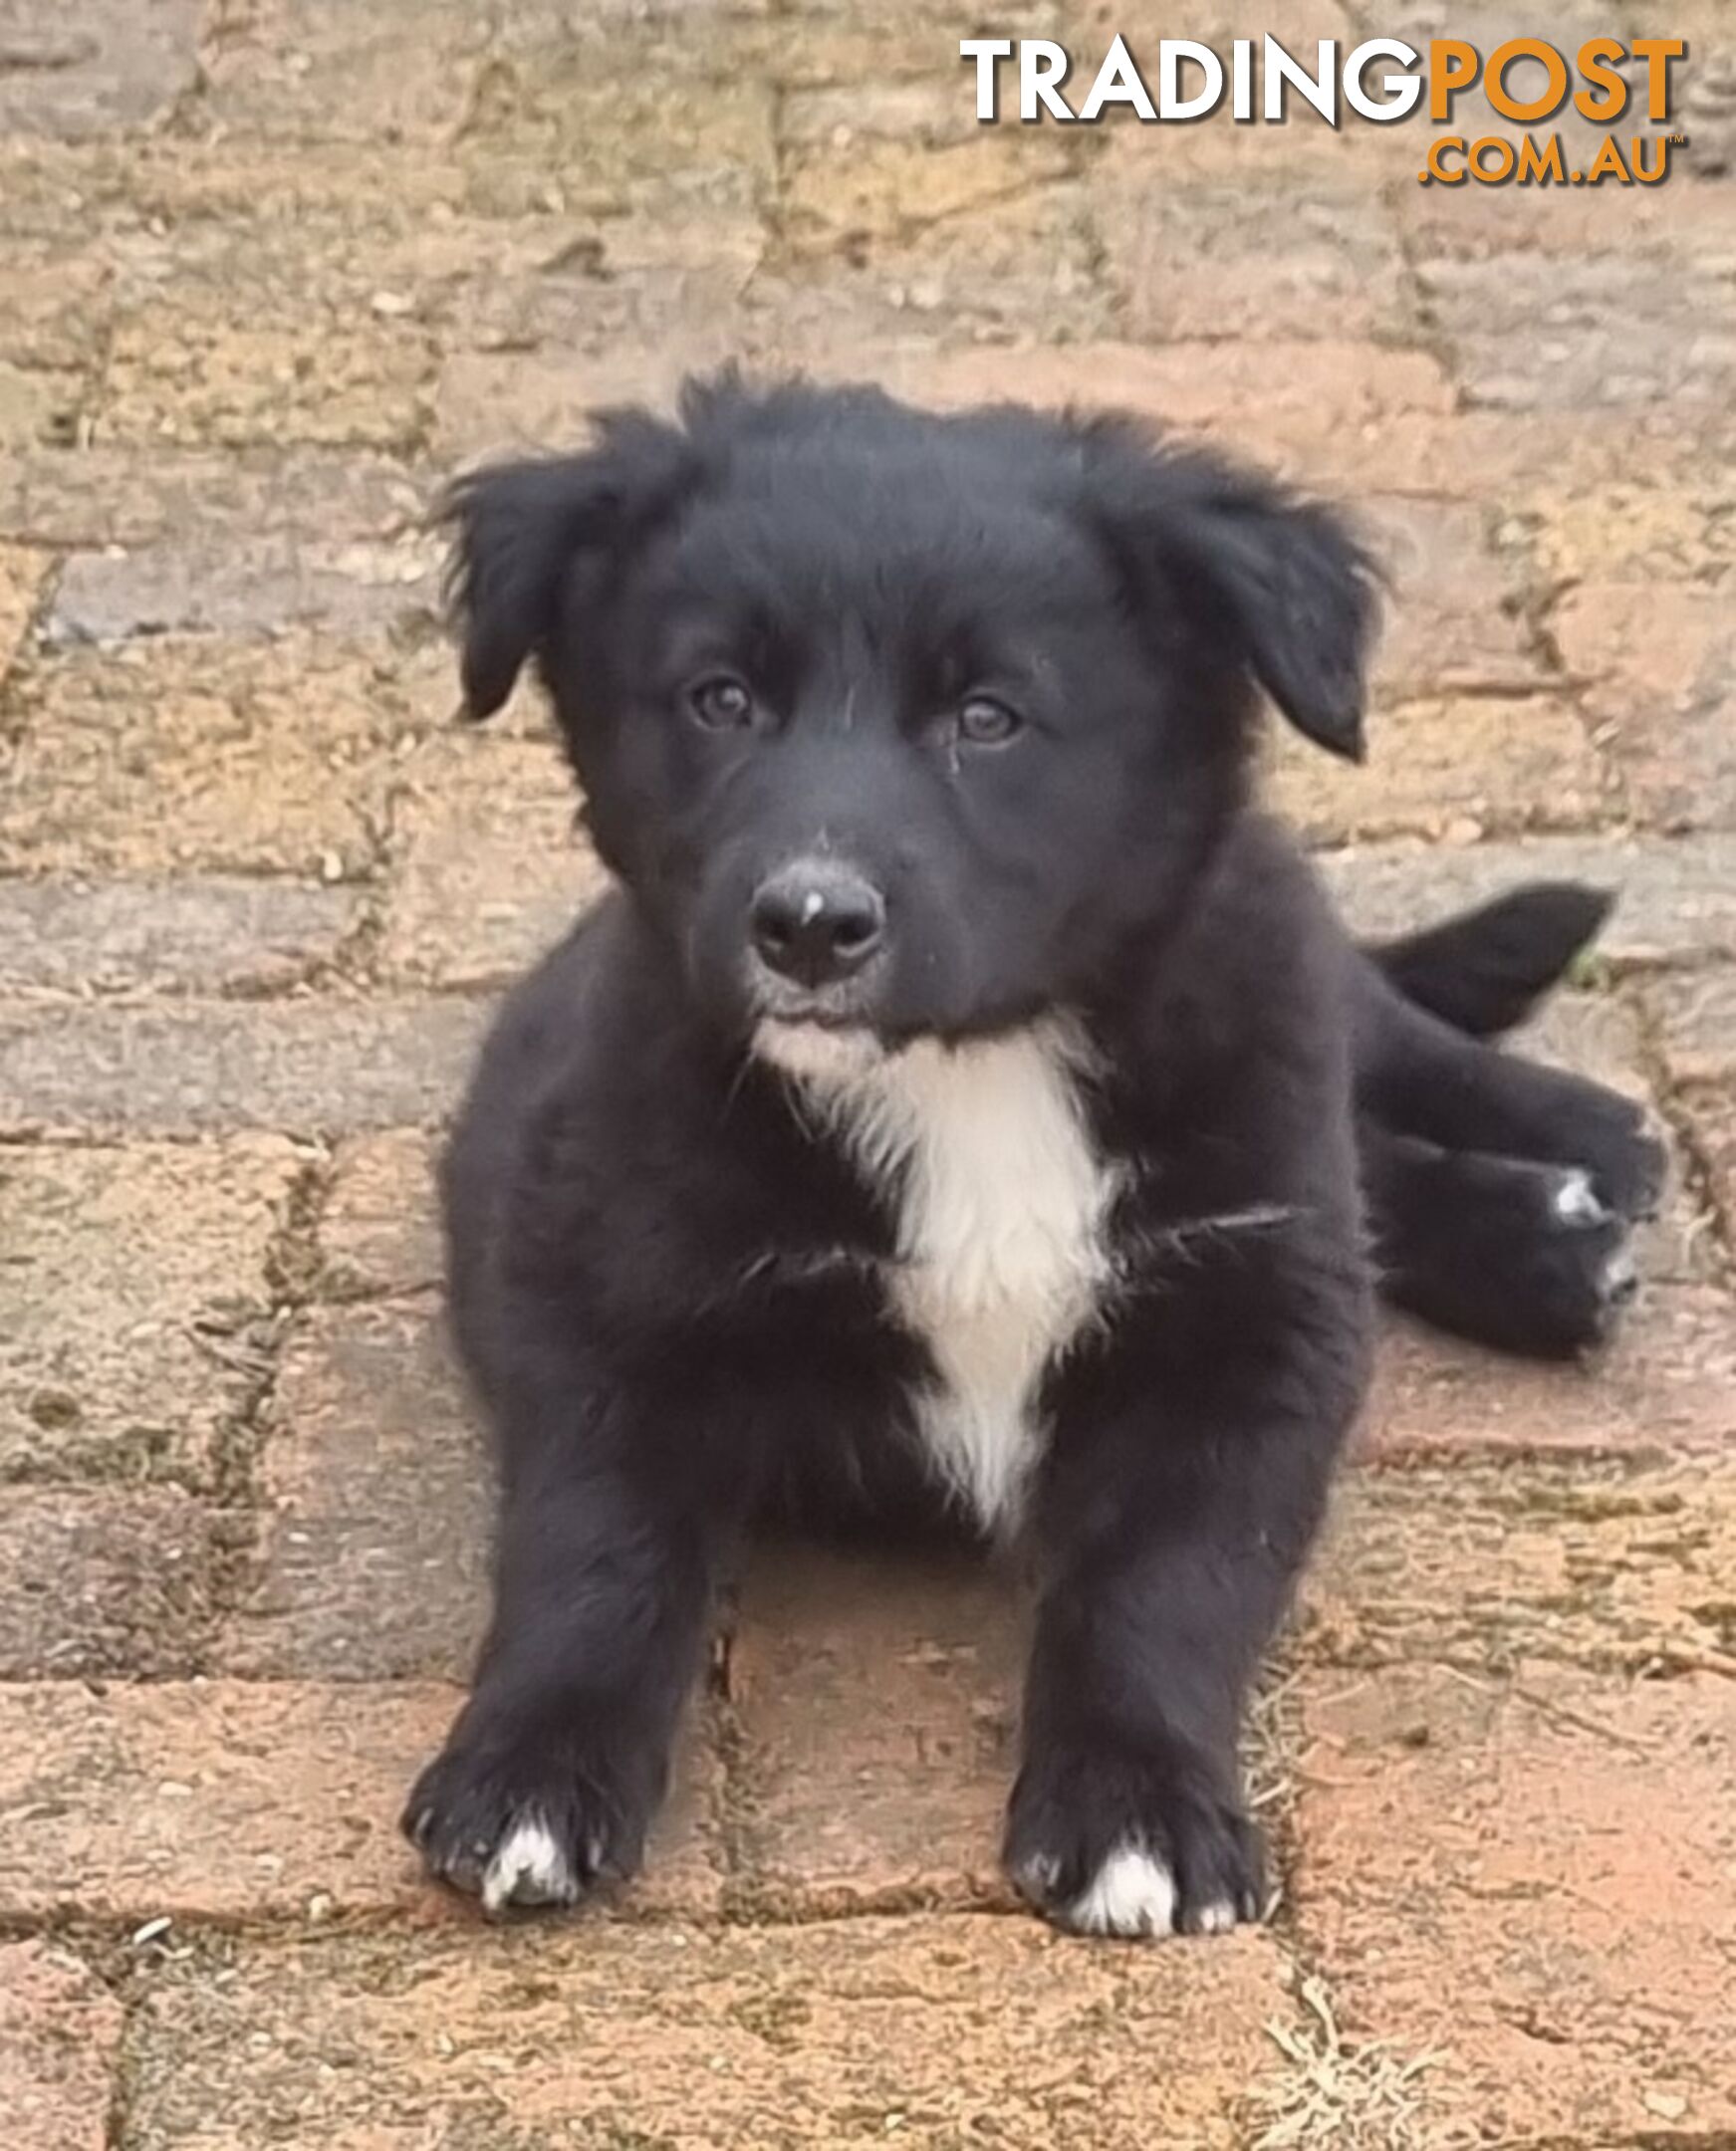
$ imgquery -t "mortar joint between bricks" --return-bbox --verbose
[1625,984,1736,1288]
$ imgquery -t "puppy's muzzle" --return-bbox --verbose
[750,859,886,992]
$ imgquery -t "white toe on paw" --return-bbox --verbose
[1067,1843,1177,1938]
[1191,1898,1238,1935]
[1553,1169,1609,1227]
[480,1813,580,1915]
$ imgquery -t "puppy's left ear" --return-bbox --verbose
[442,411,693,721]
[1082,428,1378,762]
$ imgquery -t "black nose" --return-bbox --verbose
[750,862,886,988]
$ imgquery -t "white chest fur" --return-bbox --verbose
[759,1020,1119,1533]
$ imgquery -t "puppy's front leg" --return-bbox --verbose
[404,1400,741,1915]
[1006,1250,1366,1938]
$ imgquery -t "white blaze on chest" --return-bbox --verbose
[760,1019,1118,1533]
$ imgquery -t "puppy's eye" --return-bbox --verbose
[957,695,1023,747]
[687,674,756,730]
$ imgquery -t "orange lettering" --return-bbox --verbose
[1484,38,1570,124]
[1573,37,1627,122]
[1630,37,1685,120]
[1429,39,1479,121]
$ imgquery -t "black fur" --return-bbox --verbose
[404,375,1663,1932]
[1371,880,1613,1038]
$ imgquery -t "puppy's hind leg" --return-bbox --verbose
[1362,1123,1638,1357]
[1353,959,1667,1224]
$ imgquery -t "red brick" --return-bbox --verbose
[0,998,483,1138]
[1678,1079,1736,1250]
[1645,969,1736,1087]
[878,339,1457,486]
[1323,831,1736,970]
[726,1543,1025,1912]
[48,530,438,644]
[1364,1287,1736,1458]
[218,1301,488,1681]
[1267,693,1611,844]
[780,79,1072,256]
[1438,257,1732,418]
[0,0,200,138]
[0,1489,225,1678]
[0,444,424,552]
[1099,176,1412,344]
[0,1136,302,1488]
[0,1680,721,1923]
[1555,582,1736,831]
[0,1940,123,2151]
[1302,1453,1736,1676]
[0,632,414,877]
[122,1916,1294,2149]
[1293,1663,1736,2140]
[380,732,607,989]
[0,542,47,679]
[1362,497,1545,701]
[0,878,361,996]
[315,1129,443,1302]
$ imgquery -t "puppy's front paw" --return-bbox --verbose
[402,1711,658,1916]
[1004,1736,1264,1940]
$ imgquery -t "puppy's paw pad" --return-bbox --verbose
[481,1812,584,1915]
[1066,1843,1177,1938]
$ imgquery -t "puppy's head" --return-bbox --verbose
[446,373,1375,1056]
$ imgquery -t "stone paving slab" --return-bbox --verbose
[120,1917,1296,2151]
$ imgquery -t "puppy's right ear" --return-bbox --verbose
[443,413,693,720]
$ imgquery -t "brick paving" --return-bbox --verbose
[1,2,1733,2143]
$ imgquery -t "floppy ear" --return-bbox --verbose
[442,411,694,721]
[1080,426,1378,762]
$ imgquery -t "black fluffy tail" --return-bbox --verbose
[1369,881,1613,1039]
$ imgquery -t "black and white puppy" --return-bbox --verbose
[403,375,1662,1937]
